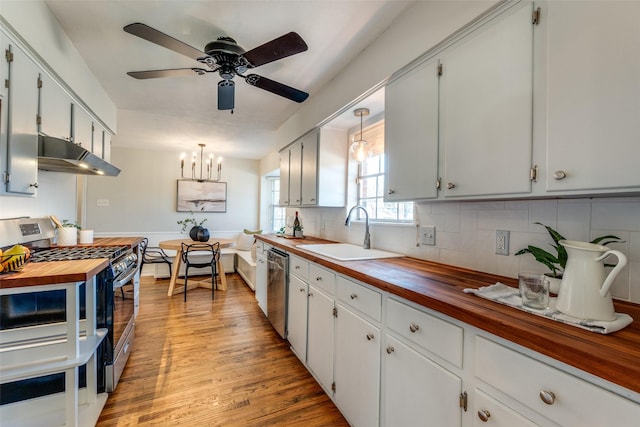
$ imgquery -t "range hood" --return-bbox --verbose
[37,134,121,177]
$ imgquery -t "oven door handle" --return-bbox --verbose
[113,267,137,289]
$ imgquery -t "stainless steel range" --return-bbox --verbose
[0,217,139,401]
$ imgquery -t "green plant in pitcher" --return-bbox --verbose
[515,222,624,278]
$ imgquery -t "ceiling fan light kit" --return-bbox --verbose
[123,23,310,111]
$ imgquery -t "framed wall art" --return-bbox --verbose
[177,180,227,212]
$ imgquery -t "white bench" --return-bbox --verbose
[234,250,256,291]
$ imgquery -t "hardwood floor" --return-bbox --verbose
[97,274,348,426]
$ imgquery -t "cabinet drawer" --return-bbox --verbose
[336,276,381,321]
[289,254,309,281]
[473,389,537,427]
[308,263,335,295]
[386,298,463,368]
[475,336,640,426]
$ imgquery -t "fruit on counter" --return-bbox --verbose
[0,244,31,273]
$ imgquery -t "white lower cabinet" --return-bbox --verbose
[383,334,462,427]
[283,257,640,427]
[287,274,308,362]
[255,244,268,315]
[473,389,538,427]
[306,283,334,393]
[475,335,640,427]
[334,303,381,427]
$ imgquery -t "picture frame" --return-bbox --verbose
[176,180,227,212]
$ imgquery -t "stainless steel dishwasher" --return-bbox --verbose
[267,247,289,338]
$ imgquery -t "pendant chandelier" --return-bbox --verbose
[180,143,222,182]
[349,107,370,162]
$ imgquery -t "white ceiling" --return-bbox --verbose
[42,0,413,159]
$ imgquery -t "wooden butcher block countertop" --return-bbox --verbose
[0,237,143,289]
[257,234,640,396]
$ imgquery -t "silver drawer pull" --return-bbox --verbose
[366,333,374,341]
[299,288,305,293]
[386,346,395,354]
[539,390,556,405]
[553,170,567,180]
[477,410,491,422]
[295,265,300,270]
[447,182,456,189]
[388,189,395,194]
[350,293,358,300]
[409,323,420,333]
[315,276,322,281]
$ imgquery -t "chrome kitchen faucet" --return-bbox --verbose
[345,205,371,249]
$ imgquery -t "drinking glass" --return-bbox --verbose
[518,272,549,309]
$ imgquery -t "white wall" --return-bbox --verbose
[86,147,261,238]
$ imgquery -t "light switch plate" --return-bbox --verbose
[496,230,510,255]
[421,226,436,246]
[97,199,110,207]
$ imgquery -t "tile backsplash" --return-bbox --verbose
[297,197,640,304]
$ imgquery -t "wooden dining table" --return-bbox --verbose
[159,238,234,296]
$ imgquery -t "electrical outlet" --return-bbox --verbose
[496,230,510,255]
[421,226,436,246]
[97,199,110,207]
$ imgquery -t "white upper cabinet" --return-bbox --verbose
[38,72,71,140]
[385,58,440,201]
[543,1,640,193]
[440,2,534,198]
[279,148,290,206]
[4,43,39,195]
[72,104,94,154]
[280,127,346,207]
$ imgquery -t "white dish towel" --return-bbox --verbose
[463,283,633,334]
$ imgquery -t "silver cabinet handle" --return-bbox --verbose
[310,198,316,202]
[350,293,358,300]
[386,346,395,354]
[29,183,39,188]
[308,292,313,297]
[477,410,491,422]
[366,333,374,341]
[447,182,456,189]
[409,323,420,333]
[539,390,556,405]
[315,276,322,281]
[299,288,305,293]
[388,189,395,194]
[553,170,567,180]
[295,265,300,270]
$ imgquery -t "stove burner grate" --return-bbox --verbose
[30,246,128,262]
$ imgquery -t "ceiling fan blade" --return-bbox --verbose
[127,68,209,79]
[243,32,308,68]
[218,80,235,110]
[123,23,205,61]
[245,74,309,103]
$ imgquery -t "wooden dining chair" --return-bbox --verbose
[180,242,220,302]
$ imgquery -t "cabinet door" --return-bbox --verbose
[334,304,380,427]
[301,132,319,206]
[385,58,439,201]
[306,284,334,393]
[545,2,640,192]
[279,149,290,206]
[38,72,71,140]
[288,142,303,206]
[255,253,267,315]
[383,334,462,427]
[5,44,39,194]
[102,130,112,162]
[73,104,95,155]
[287,274,308,362]
[440,3,533,197]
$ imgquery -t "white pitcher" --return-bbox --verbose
[556,240,626,321]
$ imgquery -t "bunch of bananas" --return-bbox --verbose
[0,244,31,273]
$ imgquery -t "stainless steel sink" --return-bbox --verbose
[297,243,403,261]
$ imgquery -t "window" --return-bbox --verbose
[268,177,286,232]
[355,121,413,222]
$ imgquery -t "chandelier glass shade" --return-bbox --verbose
[350,107,371,162]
